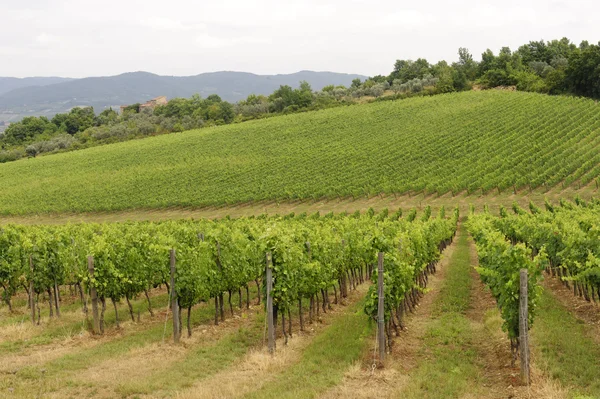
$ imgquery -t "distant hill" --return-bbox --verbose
[0,71,367,119]
[0,77,75,96]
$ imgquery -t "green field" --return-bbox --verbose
[1,90,599,215]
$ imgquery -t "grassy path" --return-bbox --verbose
[321,223,570,399]
[241,290,373,399]
[395,224,488,398]
[0,289,260,398]
[532,288,600,398]
[314,222,463,398]
[166,283,372,399]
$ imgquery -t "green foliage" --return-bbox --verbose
[122,103,141,114]
[0,211,456,319]
[1,91,600,214]
[566,43,600,99]
[363,209,458,322]
[268,81,314,113]
[491,200,600,293]
[467,214,545,339]
[3,116,55,146]
[390,58,432,83]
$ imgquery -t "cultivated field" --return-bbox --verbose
[1,91,600,399]
[0,91,599,215]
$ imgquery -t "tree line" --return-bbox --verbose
[1,37,598,163]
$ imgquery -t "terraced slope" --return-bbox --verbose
[0,90,599,215]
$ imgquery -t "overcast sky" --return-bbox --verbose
[1,0,598,78]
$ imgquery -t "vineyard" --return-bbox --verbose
[1,202,600,397]
[0,90,600,215]
[1,90,600,397]
[0,208,456,339]
[469,199,600,319]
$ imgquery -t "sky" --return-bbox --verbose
[0,0,598,78]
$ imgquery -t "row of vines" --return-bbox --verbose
[495,199,600,303]
[0,206,458,340]
[2,92,600,215]
[467,198,600,360]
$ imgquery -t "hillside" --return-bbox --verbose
[0,71,366,119]
[0,76,74,96]
[0,90,599,216]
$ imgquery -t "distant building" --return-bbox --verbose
[120,96,168,113]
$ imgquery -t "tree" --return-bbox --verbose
[370,75,388,83]
[96,108,118,126]
[391,79,403,96]
[370,84,385,98]
[296,81,313,108]
[2,116,55,146]
[517,40,548,64]
[480,69,512,88]
[122,104,140,114]
[546,38,576,61]
[63,107,95,135]
[457,47,478,80]
[566,44,600,98]
[219,102,235,123]
[206,94,222,103]
[545,68,567,94]
[390,58,431,83]
[478,49,497,76]
[351,78,362,88]
[51,113,68,129]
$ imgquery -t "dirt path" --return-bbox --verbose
[0,183,595,226]
[63,305,265,398]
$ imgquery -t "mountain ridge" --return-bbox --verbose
[0,70,367,120]
[0,76,75,96]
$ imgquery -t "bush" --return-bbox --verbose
[0,148,25,163]
[25,134,77,156]
[137,120,156,135]
[514,71,548,93]
[479,69,514,88]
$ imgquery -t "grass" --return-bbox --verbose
[0,289,257,397]
[117,315,265,397]
[533,289,600,398]
[0,276,377,398]
[243,297,374,399]
[0,291,169,356]
[400,225,483,398]
[1,91,600,215]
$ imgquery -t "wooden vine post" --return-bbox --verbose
[29,255,35,325]
[170,249,181,343]
[87,256,101,335]
[519,269,530,385]
[377,252,386,363]
[266,252,275,354]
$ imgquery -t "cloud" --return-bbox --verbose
[35,32,59,45]
[379,9,438,29]
[140,17,206,31]
[0,0,598,77]
[196,34,271,49]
